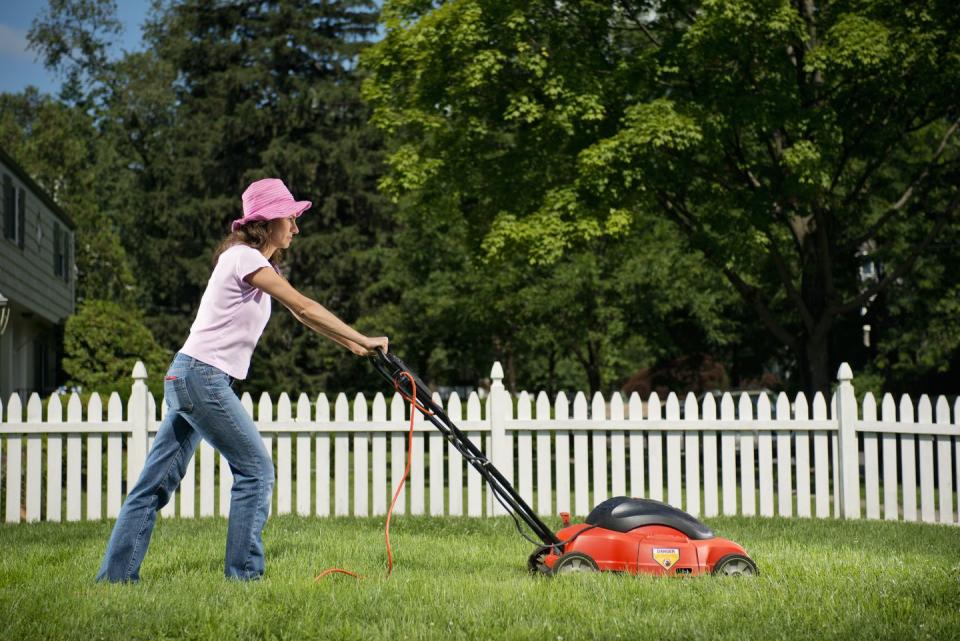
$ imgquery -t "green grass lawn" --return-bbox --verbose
[1,514,958,640]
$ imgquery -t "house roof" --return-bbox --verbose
[0,146,77,231]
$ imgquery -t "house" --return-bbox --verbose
[0,146,75,406]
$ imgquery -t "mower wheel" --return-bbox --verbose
[712,554,759,577]
[552,552,599,575]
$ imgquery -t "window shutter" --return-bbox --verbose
[53,222,62,276]
[17,187,25,249]
[2,174,12,240]
[64,231,71,282]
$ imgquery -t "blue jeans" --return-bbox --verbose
[95,352,274,582]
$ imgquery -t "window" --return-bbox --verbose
[53,223,70,281]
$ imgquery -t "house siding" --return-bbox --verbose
[0,162,75,324]
[0,149,76,404]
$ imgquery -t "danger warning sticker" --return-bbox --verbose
[652,548,680,570]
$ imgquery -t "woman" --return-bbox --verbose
[95,178,388,582]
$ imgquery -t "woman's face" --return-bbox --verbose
[269,215,299,249]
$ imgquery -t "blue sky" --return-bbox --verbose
[0,0,151,95]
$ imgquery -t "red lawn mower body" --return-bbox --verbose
[535,496,758,577]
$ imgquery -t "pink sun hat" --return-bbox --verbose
[231,178,312,232]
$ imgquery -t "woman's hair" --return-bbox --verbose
[211,220,285,269]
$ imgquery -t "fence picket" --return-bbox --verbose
[775,393,792,518]
[535,392,553,516]
[86,393,102,521]
[610,392,626,498]
[862,393,880,519]
[316,393,332,517]
[429,392,444,516]
[683,393,700,517]
[277,393,293,516]
[535,391,553,515]
[573,392,589,516]
[720,393,736,515]
[107,393,123,518]
[899,395,917,522]
[917,396,935,523]
[26,394,42,522]
[628,393,644,499]
[296,393,312,516]
[5,394,22,523]
[739,393,756,517]
[390,392,406,516]
[934,396,953,524]
[411,427,425,516]
[591,392,608,508]
[65,394,82,522]
[46,393,63,522]
[757,393,774,517]
[334,393,350,516]
[794,393,811,518]
[831,393,841,517]
[371,393,387,516]
[813,393,830,518]
[517,392,533,508]
[648,392,663,502]
[702,394,718,517]
[466,392,482,516]
[354,393,370,517]
[554,392,570,514]
[447,393,464,516]
[880,394,899,520]
[666,393,682,510]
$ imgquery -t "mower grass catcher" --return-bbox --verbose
[370,349,758,578]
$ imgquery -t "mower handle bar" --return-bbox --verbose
[369,348,560,547]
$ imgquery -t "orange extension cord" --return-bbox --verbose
[314,370,431,582]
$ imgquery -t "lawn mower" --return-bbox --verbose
[370,349,758,577]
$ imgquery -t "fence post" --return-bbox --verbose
[836,363,861,519]
[489,361,508,516]
[127,360,150,491]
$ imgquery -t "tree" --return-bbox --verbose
[363,0,960,394]
[27,0,395,396]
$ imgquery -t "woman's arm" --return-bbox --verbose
[245,267,387,356]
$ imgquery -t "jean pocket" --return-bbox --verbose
[164,375,194,413]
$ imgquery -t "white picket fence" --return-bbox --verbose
[0,361,958,526]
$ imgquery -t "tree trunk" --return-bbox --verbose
[804,332,831,397]
[586,340,602,397]
[506,347,517,395]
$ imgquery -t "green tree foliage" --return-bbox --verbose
[63,299,170,400]
[134,0,390,396]
[25,0,392,396]
[363,0,960,394]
